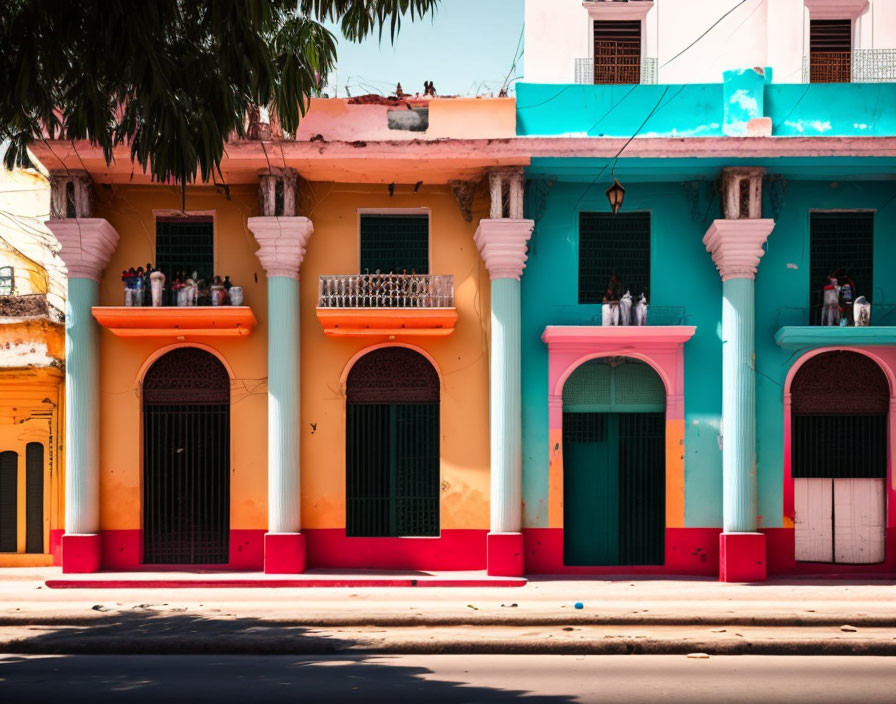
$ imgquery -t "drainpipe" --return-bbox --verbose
[248,168,313,574]
[46,174,119,572]
[475,168,533,576]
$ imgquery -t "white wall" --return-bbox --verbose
[524,0,896,85]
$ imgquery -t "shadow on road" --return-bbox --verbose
[1,610,578,703]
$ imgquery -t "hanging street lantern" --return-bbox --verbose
[605,178,625,214]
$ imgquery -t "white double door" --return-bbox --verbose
[794,477,886,564]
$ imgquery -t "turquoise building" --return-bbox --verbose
[514,71,896,579]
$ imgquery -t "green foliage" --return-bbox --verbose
[0,0,438,189]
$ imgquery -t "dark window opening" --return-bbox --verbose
[810,19,852,83]
[25,443,44,554]
[360,214,429,274]
[593,20,641,84]
[0,451,16,552]
[346,347,440,538]
[578,212,651,304]
[65,181,77,218]
[155,218,214,284]
[809,212,873,325]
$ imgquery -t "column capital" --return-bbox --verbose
[474,218,534,281]
[248,216,314,280]
[703,218,775,282]
[46,218,119,282]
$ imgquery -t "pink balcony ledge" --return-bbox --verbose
[92,306,257,339]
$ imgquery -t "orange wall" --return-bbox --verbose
[92,181,492,532]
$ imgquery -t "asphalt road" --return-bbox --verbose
[1,654,894,703]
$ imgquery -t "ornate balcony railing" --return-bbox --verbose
[318,274,454,309]
[574,55,657,85]
[802,49,896,83]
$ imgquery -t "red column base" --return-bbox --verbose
[487,532,524,576]
[62,533,102,573]
[264,532,307,574]
[719,532,766,582]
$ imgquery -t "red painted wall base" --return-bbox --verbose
[61,533,102,573]
[487,532,524,576]
[719,532,767,582]
[50,529,63,566]
[264,532,307,574]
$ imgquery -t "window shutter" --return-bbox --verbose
[593,20,642,84]
[0,451,16,552]
[810,19,852,83]
[360,215,429,275]
[578,212,651,304]
[809,212,873,324]
[25,443,44,554]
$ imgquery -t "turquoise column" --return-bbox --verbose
[248,215,313,574]
[267,276,300,535]
[704,218,774,581]
[721,277,757,532]
[475,217,534,576]
[47,218,119,573]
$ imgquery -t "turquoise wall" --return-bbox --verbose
[517,81,896,138]
[521,174,896,530]
[754,180,896,528]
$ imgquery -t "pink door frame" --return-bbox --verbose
[777,346,896,574]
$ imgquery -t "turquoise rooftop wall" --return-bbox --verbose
[516,80,896,138]
[521,176,896,530]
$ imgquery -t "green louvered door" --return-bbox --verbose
[563,359,666,566]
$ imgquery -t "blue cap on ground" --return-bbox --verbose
[574,602,584,610]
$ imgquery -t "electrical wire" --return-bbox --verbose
[660,0,750,69]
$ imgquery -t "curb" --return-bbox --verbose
[2,636,895,657]
[2,614,895,628]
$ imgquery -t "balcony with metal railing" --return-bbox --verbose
[316,274,458,337]
[802,49,896,83]
[575,52,657,85]
[774,304,896,349]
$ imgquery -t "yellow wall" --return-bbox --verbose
[92,181,492,532]
[0,367,64,565]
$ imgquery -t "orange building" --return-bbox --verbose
[32,97,535,574]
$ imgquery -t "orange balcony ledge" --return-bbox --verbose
[316,307,458,337]
[92,306,257,338]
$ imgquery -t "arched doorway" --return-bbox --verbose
[345,347,440,537]
[562,357,666,566]
[791,350,888,564]
[142,348,230,564]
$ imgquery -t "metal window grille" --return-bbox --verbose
[318,274,453,308]
[852,49,896,83]
[0,451,16,552]
[155,218,214,283]
[346,348,440,538]
[25,443,44,554]
[563,358,665,413]
[142,348,230,564]
[578,212,651,304]
[0,266,13,296]
[563,413,607,443]
[809,212,874,325]
[592,21,642,85]
[809,20,851,83]
[360,215,429,275]
[791,351,888,480]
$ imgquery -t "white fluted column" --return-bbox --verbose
[704,218,774,582]
[475,217,534,576]
[46,218,119,573]
[248,215,313,573]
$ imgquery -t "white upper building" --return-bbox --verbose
[524,0,896,85]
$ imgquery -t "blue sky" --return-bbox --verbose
[325,0,524,98]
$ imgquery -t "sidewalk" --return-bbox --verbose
[2,568,894,655]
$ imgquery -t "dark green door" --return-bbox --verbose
[562,359,666,566]
[345,347,440,538]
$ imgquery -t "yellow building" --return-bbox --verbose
[32,98,535,575]
[0,160,66,566]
